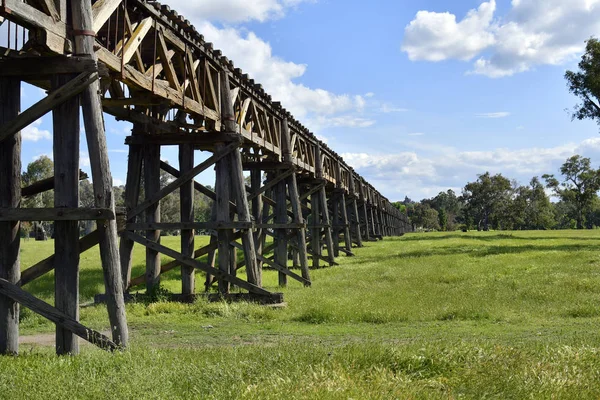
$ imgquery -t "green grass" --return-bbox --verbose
[6,230,600,398]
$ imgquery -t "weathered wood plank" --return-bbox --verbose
[119,141,142,291]
[52,73,81,355]
[0,278,117,351]
[124,232,272,296]
[91,0,122,33]
[144,144,161,291]
[72,0,128,348]
[0,208,114,221]
[0,77,20,355]
[0,71,97,144]
[180,144,195,296]
[21,170,87,198]
[128,141,238,218]
[0,56,104,78]
[126,222,253,230]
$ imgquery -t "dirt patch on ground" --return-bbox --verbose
[19,331,111,347]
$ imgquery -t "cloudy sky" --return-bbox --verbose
[10,0,600,200]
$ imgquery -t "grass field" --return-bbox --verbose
[3,230,600,399]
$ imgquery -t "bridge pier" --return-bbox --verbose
[0,0,413,356]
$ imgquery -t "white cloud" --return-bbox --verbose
[408,132,425,136]
[113,178,124,186]
[476,112,510,118]
[380,104,410,113]
[365,92,375,98]
[22,119,51,142]
[402,0,497,62]
[402,0,600,78]
[199,22,367,127]
[308,115,375,129]
[341,136,600,200]
[163,0,314,23]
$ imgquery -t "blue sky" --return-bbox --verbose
[12,0,600,201]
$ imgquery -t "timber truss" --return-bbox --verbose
[0,0,412,356]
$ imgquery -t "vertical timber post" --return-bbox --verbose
[144,144,161,291]
[250,162,263,271]
[275,178,288,287]
[220,70,261,287]
[282,120,310,282]
[180,144,195,296]
[349,176,363,247]
[52,74,80,355]
[120,129,143,291]
[71,0,128,347]
[0,77,20,355]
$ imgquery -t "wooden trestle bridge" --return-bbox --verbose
[0,0,411,355]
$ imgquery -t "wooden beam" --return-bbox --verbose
[0,278,117,351]
[144,143,161,291]
[179,144,195,296]
[72,0,129,349]
[126,222,253,230]
[247,168,294,202]
[156,30,181,91]
[0,208,114,221]
[0,77,20,355]
[19,230,100,286]
[128,141,239,219]
[91,0,122,33]
[230,241,310,287]
[21,170,88,197]
[125,133,239,146]
[0,56,105,78]
[122,17,153,65]
[127,231,243,289]
[52,73,81,355]
[124,231,272,296]
[0,71,98,144]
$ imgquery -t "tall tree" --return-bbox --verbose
[22,155,54,209]
[411,203,440,231]
[461,172,512,231]
[565,37,600,128]
[543,155,600,229]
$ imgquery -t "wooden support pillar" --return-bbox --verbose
[282,120,310,282]
[120,133,142,291]
[204,201,218,291]
[361,200,370,241]
[220,71,260,287]
[349,178,363,247]
[72,0,128,348]
[179,144,195,296]
[311,191,321,269]
[314,145,335,264]
[274,178,287,287]
[52,74,80,355]
[215,143,231,294]
[318,187,335,264]
[332,192,340,257]
[0,77,20,355]
[339,192,353,254]
[144,144,161,291]
[250,166,263,271]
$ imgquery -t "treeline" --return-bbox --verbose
[394,155,600,231]
[21,155,213,238]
